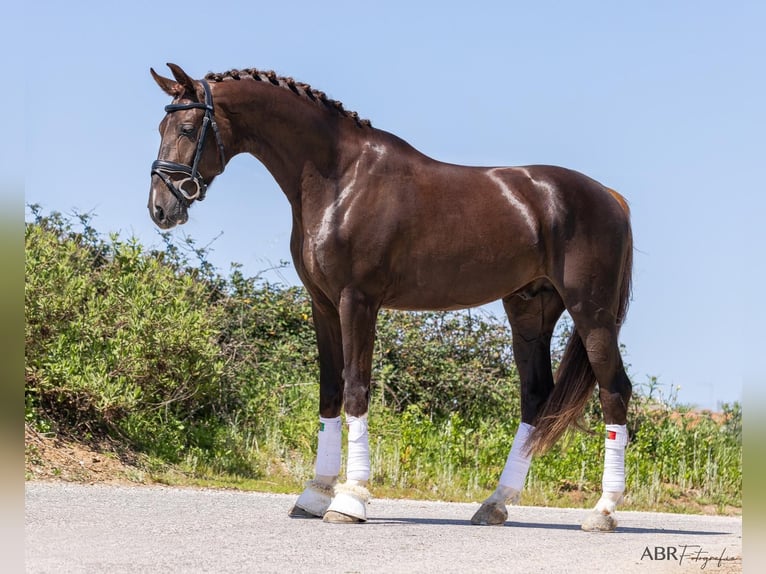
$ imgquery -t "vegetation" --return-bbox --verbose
[24,207,742,513]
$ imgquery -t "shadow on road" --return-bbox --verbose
[369,516,733,536]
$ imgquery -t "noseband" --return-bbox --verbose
[151,79,226,207]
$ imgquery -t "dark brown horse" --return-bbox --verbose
[149,64,633,530]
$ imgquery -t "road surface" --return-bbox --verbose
[25,482,742,573]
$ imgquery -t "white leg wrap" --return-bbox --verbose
[315,416,342,477]
[471,424,534,526]
[498,422,535,493]
[582,426,627,531]
[602,424,628,493]
[346,415,370,482]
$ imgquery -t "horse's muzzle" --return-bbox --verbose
[149,190,189,229]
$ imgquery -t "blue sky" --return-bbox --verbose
[15,1,764,409]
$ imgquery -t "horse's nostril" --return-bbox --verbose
[154,205,165,221]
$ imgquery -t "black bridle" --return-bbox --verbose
[151,79,226,207]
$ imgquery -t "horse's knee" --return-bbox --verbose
[343,382,370,418]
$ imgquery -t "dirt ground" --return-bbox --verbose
[24,424,146,485]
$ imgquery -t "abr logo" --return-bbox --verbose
[640,546,678,561]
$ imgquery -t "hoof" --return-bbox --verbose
[323,510,365,524]
[323,482,370,523]
[470,502,508,526]
[581,511,618,532]
[288,505,322,519]
[288,480,334,519]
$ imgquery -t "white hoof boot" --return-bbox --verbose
[323,482,370,523]
[581,492,623,532]
[288,480,335,518]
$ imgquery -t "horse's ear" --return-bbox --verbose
[150,64,200,100]
[166,63,200,102]
[151,67,182,97]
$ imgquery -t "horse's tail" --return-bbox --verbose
[527,189,633,455]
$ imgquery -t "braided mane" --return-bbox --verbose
[205,69,372,128]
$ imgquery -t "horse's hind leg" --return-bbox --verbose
[471,284,564,525]
[566,301,632,532]
[289,295,345,519]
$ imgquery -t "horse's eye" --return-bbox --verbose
[179,124,197,138]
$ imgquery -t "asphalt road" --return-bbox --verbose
[25,482,742,573]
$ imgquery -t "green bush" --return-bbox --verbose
[25,207,226,462]
[374,309,520,421]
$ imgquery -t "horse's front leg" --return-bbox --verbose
[289,297,345,519]
[323,288,378,524]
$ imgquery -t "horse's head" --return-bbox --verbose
[149,63,226,229]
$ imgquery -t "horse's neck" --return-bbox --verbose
[220,81,345,203]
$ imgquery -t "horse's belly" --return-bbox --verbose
[382,254,541,311]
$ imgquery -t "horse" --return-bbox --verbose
[148,63,634,531]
